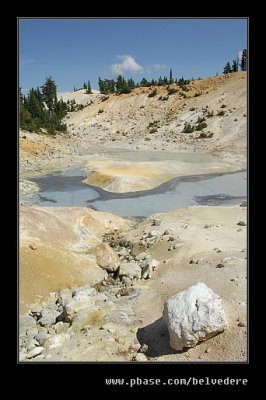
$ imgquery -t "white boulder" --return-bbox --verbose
[163,282,227,351]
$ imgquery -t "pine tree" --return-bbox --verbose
[140,78,149,87]
[241,49,247,71]
[127,78,135,91]
[232,59,238,72]
[98,77,108,94]
[83,82,87,90]
[41,76,57,116]
[86,80,92,94]
[19,88,34,131]
[169,68,173,84]
[223,62,232,74]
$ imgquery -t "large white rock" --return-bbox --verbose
[163,282,227,351]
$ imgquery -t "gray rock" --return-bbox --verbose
[64,290,95,323]
[148,230,161,238]
[35,331,51,346]
[59,288,73,306]
[121,276,132,285]
[135,252,147,261]
[53,321,70,334]
[134,353,147,362]
[237,221,246,226]
[26,327,39,337]
[26,338,39,351]
[19,315,36,337]
[146,257,160,270]
[73,286,97,298]
[163,282,227,351]
[26,346,44,359]
[46,333,71,349]
[118,262,142,279]
[240,201,247,207]
[39,308,60,328]
[31,304,43,314]
[139,343,148,353]
[163,228,175,235]
[142,265,152,279]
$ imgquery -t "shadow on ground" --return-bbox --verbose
[137,317,180,358]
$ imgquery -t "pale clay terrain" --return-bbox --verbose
[19,72,247,362]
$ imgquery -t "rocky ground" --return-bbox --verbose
[19,204,247,362]
[19,72,247,362]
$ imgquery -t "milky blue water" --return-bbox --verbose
[30,167,247,217]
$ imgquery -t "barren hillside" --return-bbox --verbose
[20,72,247,177]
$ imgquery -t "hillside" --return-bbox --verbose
[20,72,247,178]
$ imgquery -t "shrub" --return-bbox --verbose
[217,110,225,116]
[148,88,157,97]
[98,108,104,113]
[189,107,196,111]
[167,87,178,95]
[195,122,208,131]
[206,110,214,118]
[221,104,227,108]
[199,132,214,139]
[148,120,160,128]
[149,128,158,133]
[183,122,194,133]
[194,91,202,97]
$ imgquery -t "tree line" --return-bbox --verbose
[223,49,247,74]
[97,69,191,95]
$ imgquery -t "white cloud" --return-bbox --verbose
[111,55,143,75]
[20,58,35,67]
[153,64,167,71]
[146,64,167,73]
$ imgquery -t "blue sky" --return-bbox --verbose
[19,18,247,93]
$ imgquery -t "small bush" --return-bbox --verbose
[217,110,225,116]
[183,122,194,133]
[189,107,196,111]
[194,91,202,97]
[199,132,214,139]
[149,128,158,133]
[206,110,214,118]
[221,104,226,108]
[98,108,104,113]
[195,122,208,131]
[148,88,157,97]
[167,87,178,95]
[148,120,160,128]
[161,96,169,101]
